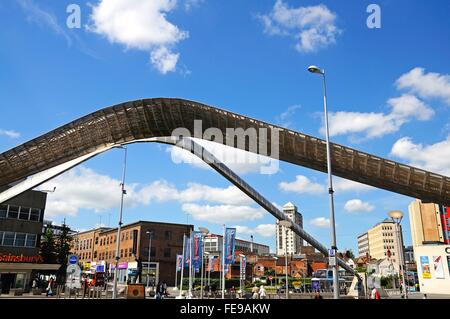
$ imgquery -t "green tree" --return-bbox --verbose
[345,250,355,259]
[40,228,57,264]
[55,222,74,283]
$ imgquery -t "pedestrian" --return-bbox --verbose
[251,285,259,299]
[423,293,428,299]
[259,285,267,299]
[230,286,236,298]
[155,282,162,299]
[370,287,380,300]
[46,277,54,297]
[162,281,168,297]
[313,291,323,299]
[32,278,37,289]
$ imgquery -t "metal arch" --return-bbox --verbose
[0,97,449,205]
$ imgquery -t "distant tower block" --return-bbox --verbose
[276,202,303,256]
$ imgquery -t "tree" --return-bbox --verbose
[55,222,74,284]
[40,228,57,264]
[345,250,355,259]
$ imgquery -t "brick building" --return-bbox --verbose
[72,221,192,286]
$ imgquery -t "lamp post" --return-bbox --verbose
[239,254,245,299]
[199,227,210,299]
[388,210,408,299]
[146,230,153,289]
[308,65,339,299]
[279,220,291,299]
[112,146,127,299]
[273,256,278,295]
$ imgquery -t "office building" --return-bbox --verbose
[276,202,303,255]
[357,232,370,257]
[203,234,270,255]
[0,188,59,294]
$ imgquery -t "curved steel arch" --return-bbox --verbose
[0,97,449,205]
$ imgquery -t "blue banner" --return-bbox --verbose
[224,228,236,265]
[176,254,183,272]
[192,231,203,272]
[183,235,191,267]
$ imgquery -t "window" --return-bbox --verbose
[126,232,129,240]
[120,249,123,258]
[7,206,19,219]
[0,232,3,245]
[165,231,172,240]
[15,233,26,247]
[3,232,15,246]
[129,249,133,257]
[19,207,30,220]
[95,237,99,245]
[0,205,7,218]
[29,208,40,221]
[94,251,97,258]
[150,247,156,257]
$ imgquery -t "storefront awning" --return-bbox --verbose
[0,263,60,272]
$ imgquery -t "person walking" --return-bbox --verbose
[313,291,323,299]
[251,285,259,299]
[370,287,380,300]
[155,282,162,299]
[46,277,54,297]
[259,285,267,299]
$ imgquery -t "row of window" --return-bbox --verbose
[382,232,393,237]
[0,204,41,222]
[382,226,393,231]
[79,247,171,261]
[0,231,37,248]
[383,239,394,243]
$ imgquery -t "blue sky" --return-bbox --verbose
[1,0,449,254]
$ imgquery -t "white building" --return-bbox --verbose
[414,245,450,295]
[276,202,303,256]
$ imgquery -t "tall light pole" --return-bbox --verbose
[199,227,209,299]
[388,210,408,299]
[279,220,291,299]
[308,65,339,299]
[273,256,278,294]
[146,230,153,289]
[239,254,245,299]
[112,146,127,299]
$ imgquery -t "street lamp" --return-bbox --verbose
[199,227,209,299]
[146,230,153,290]
[308,65,339,299]
[112,146,127,299]
[279,220,291,299]
[273,256,278,294]
[388,210,408,299]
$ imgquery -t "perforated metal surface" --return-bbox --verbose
[0,98,449,205]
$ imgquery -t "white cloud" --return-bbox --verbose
[40,166,255,217]
[323,94,434,139]
[276,105,301,128]
[184,0,203,11]
[390,135,450,176]
[234,224,275,238]
[279,175,325,194]
[167,138,279,175]
[309,217,330,228]
[344,199,374,213]
[89,0,188,73]
[0,129,20,139]
[258,0,340,52]
[181,203,265,224]
[333,177,373,193]
[17,0,72,45]
[396,67,450,105]
[150,46,179,74]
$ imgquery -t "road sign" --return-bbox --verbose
[68,254,78,265]
[328,249,335,257]
[328,256,336,266]
[66,264,82,289]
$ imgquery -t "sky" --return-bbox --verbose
[1,0,449,254]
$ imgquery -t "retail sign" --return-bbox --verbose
[68,254,78,265]
[329,257,336,266]
[420,256,432,279]
[0,254,43,263]
[118,262,128,269]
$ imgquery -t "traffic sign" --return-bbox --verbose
[68,254,78,265]
[328,249,335,257]
[328,256,336,266]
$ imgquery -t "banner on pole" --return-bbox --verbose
[183,235,191,267]
[209,256,215,272]
[433,256,445,279]
[176,254,183,272]
[240,255,246,279]
[192,231,203,272]
[224,228,236,265]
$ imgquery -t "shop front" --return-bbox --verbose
[0,254,60,294]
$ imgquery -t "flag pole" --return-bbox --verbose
[222,224,226,299]
[179,235,185,297]
[188,230,193,298]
